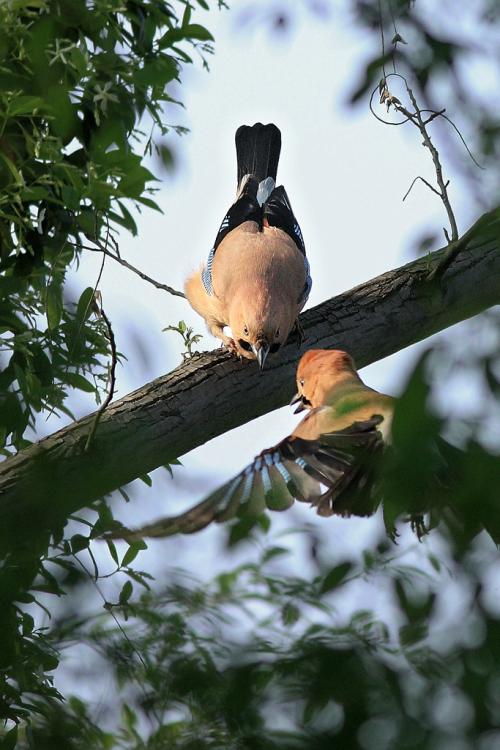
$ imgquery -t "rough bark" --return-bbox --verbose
[1,211,499,545]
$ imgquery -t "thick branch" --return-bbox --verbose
[1,211,499,546]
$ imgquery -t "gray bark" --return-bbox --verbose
[1,211,499,545]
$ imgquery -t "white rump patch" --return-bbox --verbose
[257,177,275,206]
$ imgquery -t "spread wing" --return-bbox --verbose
[105,415,385,541]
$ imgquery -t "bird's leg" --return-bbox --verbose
[208,320,238,355]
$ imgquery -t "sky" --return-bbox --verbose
[55,0,496,608]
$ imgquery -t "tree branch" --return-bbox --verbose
[81,242,186,299]
[1,210,500,548]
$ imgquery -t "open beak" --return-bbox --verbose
[290,392,306,413]
[252,342,270,371]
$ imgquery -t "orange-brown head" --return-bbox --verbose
[290,349,360,411]
[228,290,296,370]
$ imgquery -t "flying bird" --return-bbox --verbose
[185,123,311,370]
[107,349,395,540]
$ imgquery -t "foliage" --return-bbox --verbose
[0,0,215,455]
[0,0,217,733]
[163,319,203,359]
[8,501,500,749]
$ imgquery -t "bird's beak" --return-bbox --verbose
[290,392,307,413]
[252,342,270,371]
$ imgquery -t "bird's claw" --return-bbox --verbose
[223,338,239,357]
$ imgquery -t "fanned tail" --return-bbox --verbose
[211,123,306,258]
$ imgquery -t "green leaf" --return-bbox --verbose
[119,580,133,605]
[22,613,35,635]
[107,539,119,565]
[133,57,178,87]
[182,3,192,27]
[0,726,18,750]
[0,151,23,185]
[117,200,138,236]
[281,602,300,626]
[262,546,288,563]
[122,702,138,730]
[121,541,147,567]
[8,94,44,116]
[65,372,95,393]
[184,23,214,41]
[135,195,163,212]
[321,562,353,593]
[76,287,95,323]
[45,284,63,329]
[71,533,89,553]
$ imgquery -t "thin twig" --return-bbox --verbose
[373,72,459,244]
[378,0,387,79]
[81,242,185,299]
[404,83,459,242]
[386,0,399,73]
[85,303,117,452]
[439,113,485,170]
[44,250,107,423]
[402,175,442,202]
[422,109,446,125]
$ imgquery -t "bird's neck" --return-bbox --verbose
[320,373,370,408]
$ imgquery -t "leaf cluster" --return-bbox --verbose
[0,0,215,453]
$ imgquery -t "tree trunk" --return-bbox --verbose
[1,211,499,546]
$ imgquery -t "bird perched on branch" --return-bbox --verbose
[107,349,395,540]
[185,123,311,370]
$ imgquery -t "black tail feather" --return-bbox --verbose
[235,123,281,187]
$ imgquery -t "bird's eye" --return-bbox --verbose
[238,339,252,352]
[243,326,249,335]
[269,343,281,353]
[300,378,304,386]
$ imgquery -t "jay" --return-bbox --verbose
[185,123,311,369]
[108,349,395,539]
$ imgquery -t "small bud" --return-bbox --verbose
[391,33,407,45]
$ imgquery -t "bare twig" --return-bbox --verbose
[81,241,186,299]
[44,246,107,424]
[373,73,459,245]
[85,300,118,452]
[402,175,442,202]
[404,84,459,243]
[439,113,485,170]
[422,109,446,125]
[378,0,387,78]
